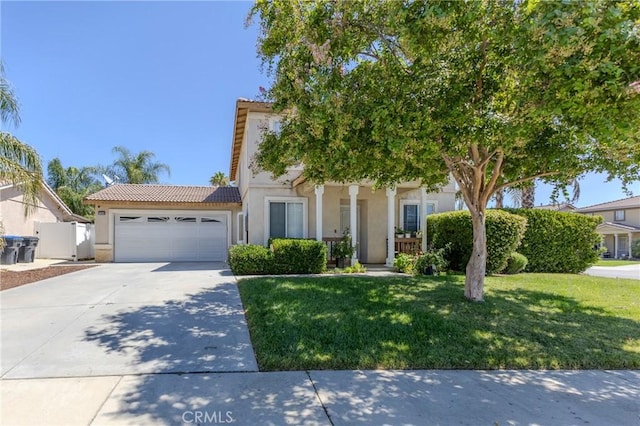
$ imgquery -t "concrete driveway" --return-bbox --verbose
[1,263,258,378]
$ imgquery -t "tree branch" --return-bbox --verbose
[494,171,560,193]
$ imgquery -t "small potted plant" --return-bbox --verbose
[332,232,355,268]
[395,227,404,238]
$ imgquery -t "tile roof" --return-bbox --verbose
[85,184,241,204]
[230,98,274,180]
[577,196,640,213]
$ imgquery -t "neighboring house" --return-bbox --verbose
[230,99,456,266]
[535,203,577,212]
[84,185,241,262]
[577,196,640,258]
[1,182,90,236]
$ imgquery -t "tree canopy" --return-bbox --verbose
[47,158,102,219]
[210,171,230,187]
[103,146,170,184]
[0,61,43,216]
[251,0,640,300]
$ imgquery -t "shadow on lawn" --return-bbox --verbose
[241,275,640,370]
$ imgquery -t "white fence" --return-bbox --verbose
[35,222,95,261]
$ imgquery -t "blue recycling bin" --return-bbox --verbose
[1,236,24,265]
[18,236,39,263]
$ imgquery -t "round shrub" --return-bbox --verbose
[270,238,327,274]
[504,209,602,273]
[228,244,273,275]
[502,252,528,274]
[427,210,527,274]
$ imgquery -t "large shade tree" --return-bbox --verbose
[251,0,640,300]
[0,62,43,215]
[47,158,103,218]
[103,146,170,184]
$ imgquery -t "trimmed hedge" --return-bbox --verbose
[502,252,528,275]
[270,238,327,274]
[228,239,327,275]
[504,209,602,273]
[427,210,527,274]
[228,245,274,275]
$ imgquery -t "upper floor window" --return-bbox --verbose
[270,118,282,135]
[614,210,625,221]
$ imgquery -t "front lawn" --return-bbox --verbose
[594,259,640,267]
[238,274,640,371]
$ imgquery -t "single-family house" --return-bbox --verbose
[577,196,640,258]
[85,99,456,264]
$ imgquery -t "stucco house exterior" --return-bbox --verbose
[577,196,640,258]
[230,99,456,266]
[84,99,456,264]
[1,182,89,236]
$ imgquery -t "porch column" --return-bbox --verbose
[349,184,359,265]
[421,187,428,252]
[614,233,619,258]
[386,187,397,267]
[628,232,633,258]
[315,185,324,242]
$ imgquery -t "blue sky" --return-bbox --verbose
[1,1,637,208]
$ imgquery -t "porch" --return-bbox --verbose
[322,236,422,264]
[597,223,640,259]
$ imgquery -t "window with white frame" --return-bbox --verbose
[614,210,625,221]
[237,212,246,244]
[266,198,306,240]
[400,201,436,232]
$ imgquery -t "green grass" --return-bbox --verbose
[594,259,640,266]
[238,274,640,371]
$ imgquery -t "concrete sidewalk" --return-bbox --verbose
[2,369,638,425]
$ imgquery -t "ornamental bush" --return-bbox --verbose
[427,210,527,274]
[502,252,529,275]
[632,239,640,259]
[504,209,602,273]
[270,238,327,274]
[228,244,274,275]
[229,239,327,275]
[393,253,415,273]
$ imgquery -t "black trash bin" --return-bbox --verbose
[18,236,39,263]
[1,236,24,265]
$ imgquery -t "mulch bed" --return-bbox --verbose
[0,265,97,291]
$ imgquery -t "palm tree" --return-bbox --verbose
[0,62,43,215]
[47,158,103,218]
[105,146,170,184]
[209,171,229,187]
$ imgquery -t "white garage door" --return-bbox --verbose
[114,213,228,262]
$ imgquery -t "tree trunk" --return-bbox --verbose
[521,184,535,208]
[494,189,504,209]
[465,208,486,301]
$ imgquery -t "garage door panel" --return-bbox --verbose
[114,213,228,262]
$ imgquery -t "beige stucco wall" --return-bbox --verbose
[90,202,241,262]
[588,207,640,228]
[0,186,65,236]
[243,182,457,264]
